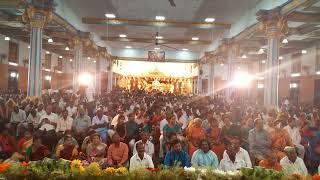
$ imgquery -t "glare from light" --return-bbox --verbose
[28,45,30,49]
[261,60,266,64]
[78,72,93,85]
[258,48,264,54]
[182,48,188,51]
[87,57,91,60]
[57,71,62,74]
[119,34,127,38]
[45,75,51,81]
[156,36,163,40]
[45,51,50,54]
[44,69,51,72]
[237,66,241,70]
[8,62,18,66]
[316,71,320,75]
[4,36,10,41]
[69,59,73,62]
[282,38,288,44]
[155,16,165,21]
[241,54,247,59]
[105,13,116,18]
[291,73,301,77]
[93,60,96,63]
[10,72,17,78]
[257,83,264,89]
[301,50,307,54]
[65,46,70,51]
[279,56,283,60]
[258,76,264,80]
[220,63,224,66]
[59,56,63,58]
[231,71,254,88]
[192,37,199,41]
[154,47,160,50]
[48,38,53,43]
[125,46,132,49]
[204,18,215,23]
[290,83,298,89]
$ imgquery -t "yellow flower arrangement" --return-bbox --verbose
[85,162,102,176]
[105,167,116,174]
[116,167,128,174]
[71,160,85,174]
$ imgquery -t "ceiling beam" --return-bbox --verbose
[82,17,231,29]
[113,56,197,63]
[287,11,320,23]
[101,36,211,45]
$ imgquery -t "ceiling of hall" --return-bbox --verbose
[63,0,262,52]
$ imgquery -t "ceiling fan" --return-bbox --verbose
[168,0,176,7]
[140,32,179,51]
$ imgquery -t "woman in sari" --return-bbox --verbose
[207,118,225,160]
[56,135,78,160]
[186,118,205,158]
[269,119,293,161]
[0,125,16,160]
[25,135,50,161]
[86,133,108,166]
[17,129,33,154]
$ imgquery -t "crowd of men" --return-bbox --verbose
[0,88,319,174]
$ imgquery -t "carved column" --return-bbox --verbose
[72,37,83,91]
[23,5,53,97]
[257,8,288,109]
[107,59,113,93]
[208,62,215,96]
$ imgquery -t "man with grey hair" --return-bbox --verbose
[280,146,308,175]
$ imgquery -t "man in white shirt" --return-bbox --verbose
[280,146,308,175]
[91,108,109,143]
[66,102,77,118]
[132,131,154,157]
[27,108,41,128]
[37,104,46,117]
[111,109,128,127]
[39,105,58,131]
[159,117,168,158]
[129,142,154,171]
[220,139,252,171]
[39,104,59,151]
[284,118,305,158]
[10,105,27,137]
[56,109,73,134]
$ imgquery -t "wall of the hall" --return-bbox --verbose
[201,44,320,104]
[0,34,100,92]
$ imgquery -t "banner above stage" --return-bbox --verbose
[113,60,198,78]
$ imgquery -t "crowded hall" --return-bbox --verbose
[1,0,320,179]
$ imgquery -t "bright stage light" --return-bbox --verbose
[78,73,93,86]
[231,71,254,88]
[45,75,51,81]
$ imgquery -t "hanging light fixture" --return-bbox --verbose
[65,46,70,51]
[282,38,288,44]
[48,38,53,43]
[241,54,247,59]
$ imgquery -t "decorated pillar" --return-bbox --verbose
[257,8,288,109]
[208,63,215,96]
[23,4,53,97]
[107,59,113,92]
[72,37,83,91]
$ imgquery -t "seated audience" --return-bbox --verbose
[107,133,129,167]
[56,134,78,160]
[132,131,154,157]
[258,152,282,171]
[91,108,109,143]
[280,146,308,175]
[25,135,50,161]
[164,139,190,167]
[17,129,33,154]
[191,139,219,168]
[248,118,272,164]
[220,139,251,171]
[86,133,107,165]
[129,142,154,171]
[186,118,205,158]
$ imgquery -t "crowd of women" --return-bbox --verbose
[0,88,319,174]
